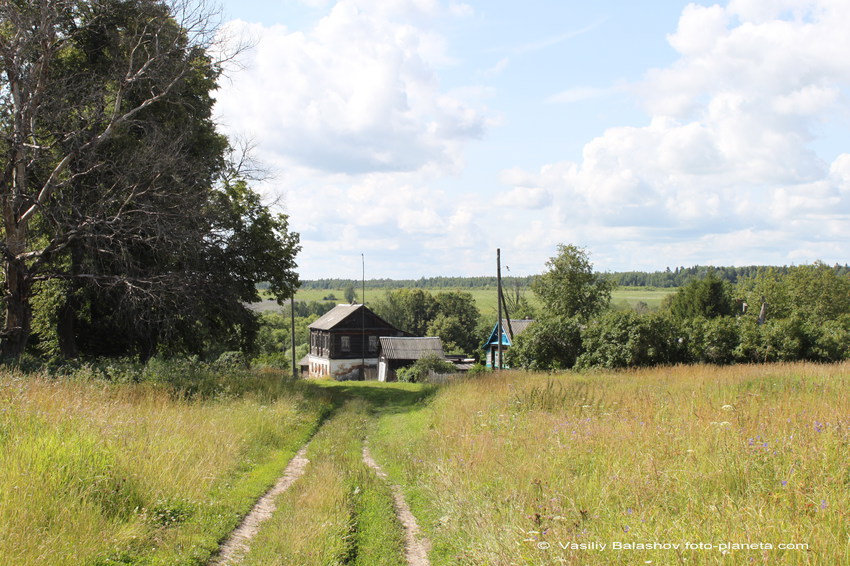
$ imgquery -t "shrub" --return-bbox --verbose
[804,316,850,362]
[680,317,741,365]
[576,311,685,369]
[397,353,456,383]
[504,317,584,370]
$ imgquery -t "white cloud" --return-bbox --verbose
[494,186,553,209]
[500,0,850,270]
[215,0,486,176]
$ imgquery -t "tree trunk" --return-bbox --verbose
[57,301,79,359]
[2,259,32,359]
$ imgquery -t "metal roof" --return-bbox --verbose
[379,336,445,360]
[308,304,365,330]
[503,318,534,337]
[308,303,404,332]
[482,318,535,347]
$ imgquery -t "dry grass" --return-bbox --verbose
[0,373,326,566]
[371,363,850,565]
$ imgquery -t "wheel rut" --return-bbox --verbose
[210,444,311,566]
[362,444,432,566]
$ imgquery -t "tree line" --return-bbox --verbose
[298,264,850,291]
[298,276,536,290]
[506,246,850,370]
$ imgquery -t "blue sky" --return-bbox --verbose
[213,0,850,280]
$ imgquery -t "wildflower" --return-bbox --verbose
[721,404,734,411]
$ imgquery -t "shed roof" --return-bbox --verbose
[379,336,445,360]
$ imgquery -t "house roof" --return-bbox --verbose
[309,304,402,332]
[482,318,535,348]
[379,336,445,360]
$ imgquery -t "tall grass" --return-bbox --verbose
[0,369,329,566]
[371,363,850,565]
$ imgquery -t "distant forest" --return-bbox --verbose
[296,264,850,290]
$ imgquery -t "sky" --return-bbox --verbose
[212,0,850,280]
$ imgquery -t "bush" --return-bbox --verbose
[576,311,686,369]
[804,316,850,362]
[668,273,734,319]
[504,317,583,370]
[214,350,248,370]
[733,316,806,363]
[397,353,455,383]
[680,317,741,365]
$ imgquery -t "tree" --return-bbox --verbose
[735,262,850,323]
[667,273,734,319]
[372,289,438,337]
[1,0,298,359]
[501,280,535,319]
[344,286,357,304]
[429,291,481,354]
[531,244,614,322]
[373,289,482,354]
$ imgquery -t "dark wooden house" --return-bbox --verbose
[307,304,408,379]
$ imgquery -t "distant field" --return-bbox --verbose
[609,286,674,310]
[286,285,676,317]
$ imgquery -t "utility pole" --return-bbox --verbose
[361,253,366,380]
[497,248,503,370]
[290,295,297,379]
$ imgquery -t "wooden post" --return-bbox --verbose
[361,253,366,380]
[290,295,297,379]
[497,248,503,370]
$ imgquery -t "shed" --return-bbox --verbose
[377,336,445,382]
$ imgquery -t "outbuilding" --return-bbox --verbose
[377,336,445,382]
[482,318,534,369]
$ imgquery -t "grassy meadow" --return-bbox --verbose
[369,363,850,565]
[4,362,847,565]
[0,368,330,566]
[292,285,675,316]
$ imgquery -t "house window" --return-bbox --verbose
[341,335,351,352]
[368,336,377,352]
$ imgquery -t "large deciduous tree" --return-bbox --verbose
[0,0,299,359]
[531,244,614,322]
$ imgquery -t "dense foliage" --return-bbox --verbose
[1,0,300,361]
[508,251,850,371]
[371,289,484,355]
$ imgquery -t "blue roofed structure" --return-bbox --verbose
[482,318,534,368]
